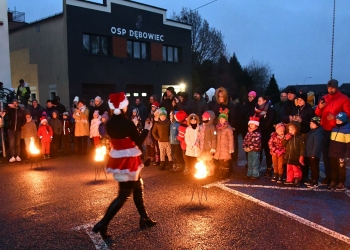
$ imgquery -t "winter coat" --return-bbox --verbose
[193,98,208,119]
[198,111,217,161]
[98,122,107,137]
[329,122,350,159]
[242,129,262,152]
[291,103,315,134]
[169,121,180,145]
[268,132,286,156]
[21,119,37,139]
[73,106,89,136]
[62,119,71,135]
[152,119,170,142]
[185,125,200,157]
[273,101,286,124]
[283,124,305,165]
[37,124,53,143]
[6,107,26,131]
[28,104,44,126]
[177,99,194,116]
[49,111,63,135]
[305,127,323,158]
[93,101,109,117]
[144,129,154,146]
[130,103,148,125]
[177,123,187,151]
[315,91,350,131]
[209,87,234,125]
[259,105,276,144]
[214,123,233,160]
[90,118,101,138]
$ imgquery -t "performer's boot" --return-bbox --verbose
[133,179,157,230]
[159,161,165,170]
[92,188,132,239]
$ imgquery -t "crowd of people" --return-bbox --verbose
[0,79,349,191]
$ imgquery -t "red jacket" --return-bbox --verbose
[315,91,350,131]
[177,123,187,150]
[37,124,53,142]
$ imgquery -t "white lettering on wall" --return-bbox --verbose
[111,26,165,42]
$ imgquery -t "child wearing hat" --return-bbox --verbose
[268,123,286,183]
[90,111,101,147]
[328,112,350,191]
[213,108,234,178]
[37,119,53,159]
[174,110,189,174]
[131,108,143,135]
[62,112,72,154]
[243,117,262,179]
[304,117,323,188]
[152,107,172,170]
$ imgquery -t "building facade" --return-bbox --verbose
[9,0,192,107]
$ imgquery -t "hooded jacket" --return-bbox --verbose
[305,126,323,158]
[21,118,37,139]
[283,123,305,165]
[329,122,350,159]
[185,114,201,157]
[214,119,233,160]
[198,111,217,160]
[49,110,63,135]
[209,87,234,125]
[152,118,170,142]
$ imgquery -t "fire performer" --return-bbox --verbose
[92,92,156,239]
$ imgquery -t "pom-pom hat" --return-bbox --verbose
[248,117,260,126]
[108,92,129,115]
[202,111,211,120]
[174,110,187,122]
[159,107,167,117]
[41,119,48,124]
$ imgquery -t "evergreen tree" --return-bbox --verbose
[265,74,280,104]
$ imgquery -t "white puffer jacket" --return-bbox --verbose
[185,125,200,157]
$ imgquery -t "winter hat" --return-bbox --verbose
[187,113,199,124]
[93,110,99,117]
[174,110,187,122]
[248,91,257,98]
[218,108,229,121]
[286,86,297,95]
[275,123,285,132]
[151,101,160,108]
[41,119,48,124]
[166,86,176,96]
[297,93,308,103]
[202,111,211,121]
[73,96,79,103]
[95,96,102,103]
[63,112,69,117]
[108,92,129,115]
[101,113,109,121]
[132,108,139,116]
[177,91,189,100]
[327,79,338,88]
[159,107,167,117]
[336,112,348,124]
[193,87,204,96]
[310,116,320,127]
[248,117,260,126]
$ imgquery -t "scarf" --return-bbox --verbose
[216,121,228,130]
[194,124,206,152]
[255,101,269,117]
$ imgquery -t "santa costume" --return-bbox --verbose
[92,92,156,240]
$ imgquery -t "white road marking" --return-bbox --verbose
[210,182,350,245]
[73,223,110,250]
[224,183,336,192]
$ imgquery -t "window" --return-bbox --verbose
[163,45,180,63]
[83,34,110,55]
[127,40,148,59]
[31,93,36,101]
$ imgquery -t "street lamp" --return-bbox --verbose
[179,83,186,91]
[303,77,312,84]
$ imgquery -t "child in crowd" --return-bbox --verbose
[21,113,38,159]
[131,108,143,135]
[99,113,109,150]
[90,111,101,147]
[151,108,161,166]
[268,123,286,183]
[328,112,350,191]
[214,109,233,178]
[62,112,72,154]
[152,107,172,170]
[169,111,183,171]
[174,110,188,174]
[242,117,262,179]
[283,123,305,186]
[49,110,62,157]
[304,116,323,188]
[144,117,155,165]
[38,119,53,159]
[149,101,160,120]
[185,113,201,174]
[198,111,217,176]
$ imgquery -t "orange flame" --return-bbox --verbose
[94,146,107,162]
[194,161,208,179]
[29,137,40,155]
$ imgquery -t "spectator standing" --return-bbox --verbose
[147,95,158,116]
[192,87,208,119]
[131,108,143,135]
[314,79,350,185]
[21,113,38,159]
[54,96,67,120]
[174,110,189,174]
[45,100,55,120]
[209,87,234,125]
[90,111,102,147]
[282,86,297,121]
[99,113,109,150]
[161,87,177,116]
[169,110,183,172]
[28,99,44,127]
[49,110,63,157]
[16,79,31,107]
[62,112,72,155]
[273,90,288,124]
[94,96,109,116]
[268,123,286,183]
[176,91,194,115]
[38,119,53,159]
[185,113,201,174]
[130,98,148,126]
[73,99,90,155]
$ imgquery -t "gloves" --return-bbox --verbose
[243,147,251,153]
[285,133,292,140]
[210,149,216,154]
[299,156,305,166]
[144,121,153,130]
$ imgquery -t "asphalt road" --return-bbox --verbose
[0,149,349,249]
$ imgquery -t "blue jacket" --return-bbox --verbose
[329,122,350,158]
[169,121,180,145]
[305,127,323,158]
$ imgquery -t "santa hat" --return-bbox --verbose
[108,92,129,115]
[174,110,187,122]
[248,117,260,126]
[202,111,211,120]
[151,101,160,108]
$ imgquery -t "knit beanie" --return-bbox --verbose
[101,113,109,121]
[248,91,257,98]
[336,112,348,124]
[327,79,338,89]
[202,111,211,121]
[275,123,285,132]
[297,93,308,103]
[159,107,167,117]
[193,87,203,96]
[310,116,320,127]
[95,96,102,102]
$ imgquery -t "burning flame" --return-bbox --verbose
[194,161,208,179]
[29,137,40,155]
[94,146,107,162]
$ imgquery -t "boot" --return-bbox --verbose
[159,161,165,170]
[133,179,157,230]
[264,168,272,177]
[92,188,132,239]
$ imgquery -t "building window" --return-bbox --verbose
[83,34,110,55]
[163,45,179,63]
[127,40,148,59]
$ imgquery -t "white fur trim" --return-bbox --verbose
[114,109,121,115]
[248,121,259,126]
[108,100,115,110]
[109,148,142,158]
[119,98,129,110]
[108,165,143,181]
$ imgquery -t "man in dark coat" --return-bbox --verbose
[28,99,44,127]
[282,86,297,121]
[53,96,67,120]
[160,87,177,115]
[273,90,288,124]
[192,87,208,120]
[93,96,109,116]
[176,91,194,115]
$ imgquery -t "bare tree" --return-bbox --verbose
[243,59,272,94]
[171,8,227,67]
